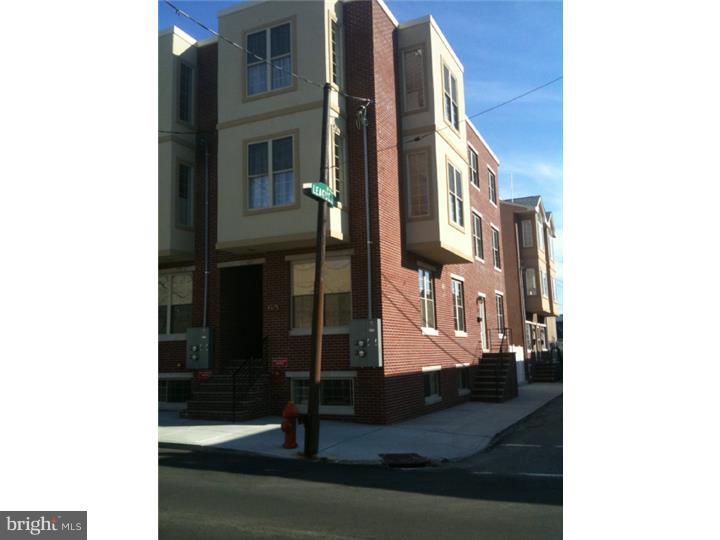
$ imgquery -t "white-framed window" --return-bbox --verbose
[536,214,545,251]
[551,276,557,300]
[403,47,425,111]
[457,365,470,393]
[443,65,459,130]
[549,236,554,261]
[247,22,292,96]
[468,147,479,187]
[423,367,441,404]
[491,226,501,269]
[178,62,193,123]
[525,267,537,296]
[540,269,549,298]
[521,220,533,247]
[291,257,352,330]
[407,150,430,218]
[488,169,497,204]
[248,135,294,209]
[176,163,193,228]
[495,293,505,333]
[332,128,345,203]
[330,20,341,87]
[448,162,464,227]
[472,212,483,260]
[159,272,193,335]
[159,379,192,403]
[451,278,466,332]
[418,267,436,330]
[289,373,355,415]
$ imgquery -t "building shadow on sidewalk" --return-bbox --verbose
[158,446,562,506]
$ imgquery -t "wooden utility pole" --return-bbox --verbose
[304,83,332,458]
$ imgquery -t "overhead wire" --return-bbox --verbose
[162,0,372,105]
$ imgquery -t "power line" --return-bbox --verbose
[162,0,372,105]
[392,75,563,151]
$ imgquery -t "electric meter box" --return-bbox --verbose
[349,318,383,368]
[186,327,213,370]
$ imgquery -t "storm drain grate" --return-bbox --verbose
[379,453,431,468]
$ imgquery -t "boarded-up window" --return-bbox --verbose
[407,150,430,217]
[522,220,533,247]
[403,48,425,111]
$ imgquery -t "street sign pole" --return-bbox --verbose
[304,82,332,458]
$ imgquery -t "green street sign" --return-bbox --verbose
[303,182,337,207]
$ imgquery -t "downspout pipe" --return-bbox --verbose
[201,136,210,328]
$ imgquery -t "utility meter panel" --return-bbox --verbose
[186,327,213,370]
[349,319,383,368]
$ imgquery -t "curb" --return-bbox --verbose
[484,393,563,452]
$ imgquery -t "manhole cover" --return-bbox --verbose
[379,453,431,467]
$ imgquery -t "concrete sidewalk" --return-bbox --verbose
[159,383,562,464]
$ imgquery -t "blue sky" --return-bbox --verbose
[158,1,563,308]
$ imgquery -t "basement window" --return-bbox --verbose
[423,368,441,405]
[158,379,192,403]
[457,366,470,394]
[290,376,355,415]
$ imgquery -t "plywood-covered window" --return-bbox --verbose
[291,257,352,329]
[407,150,430,218]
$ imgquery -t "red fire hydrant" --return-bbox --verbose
[281,401,300,449]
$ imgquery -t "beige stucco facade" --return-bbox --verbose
[399,16,473,264]
[216,0,349,254]
[159,27,198,263]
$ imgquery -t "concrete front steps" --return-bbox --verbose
[470,353,519,403]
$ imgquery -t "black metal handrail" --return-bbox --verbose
[488,327,511,400]
[231,336,269,422]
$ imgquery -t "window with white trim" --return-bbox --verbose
[551,276,557,300]
[330,20,341,87]
[159,272,193,335]
[491,227,501,269]
[536,214,545,251]
[525,268,537,296]
[418,267,436,329]
[407,150,430,217]
[448,162,464,227]
[549,236,554,261]
[488,169,497,204]
[457,366,470,392]
[472,213,483,259]
[159,379,192,403]
[521,220,533,247]
[451,278,466,332]
[178,62,193,123]
[248,135,294,209]
[468,148,479,187]
[495,293,505,333]
[291,257,351,329]
[442,65,459,130]
[423,370,441,401]
[332,129,345,203]
[540,269,549,298]
[403,47,425,111]
[247,22,292,96]
[176,163,193,228]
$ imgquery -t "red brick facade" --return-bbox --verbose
[159,1,510,424]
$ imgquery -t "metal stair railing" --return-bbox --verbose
[231,336,269,422]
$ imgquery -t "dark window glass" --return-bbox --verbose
[272,137,293,170]
[247,30,266,62]
[248,142,269,176]
[271,24,291,57]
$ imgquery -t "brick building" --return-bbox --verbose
[499,195,561,362]
[158,0,517,424]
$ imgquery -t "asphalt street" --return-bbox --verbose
[159,395,562,539]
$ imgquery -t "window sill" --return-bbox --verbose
[424,395,442,405]
[458,388,471,397]
[494,266,503,272]
[475,257,485,264]
[159,334,186,342]
[289,326,349,336]
[455,330,468,338]
[297,404,354,416]
[421,327,439,336]
[489,199,498,208]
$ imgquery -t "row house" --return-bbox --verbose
[499,195,561,362]
[158,0,518,423]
